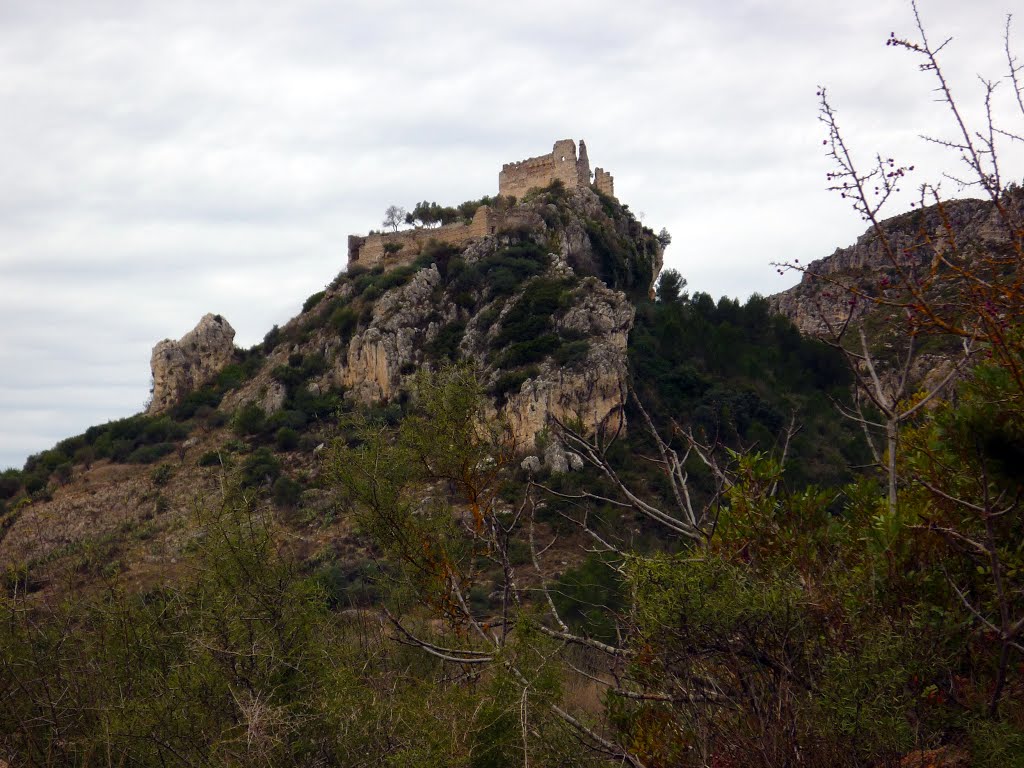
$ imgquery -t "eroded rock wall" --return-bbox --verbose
[500,274,633,447]
[769,197,1018,336]
[148,313,235,414]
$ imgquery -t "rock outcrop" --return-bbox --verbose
[213,184,655,450]
[320,251,634,449]
[336,265,455,402]
[769,194,1022,336]
[148,313,235,414]
[498,272,634,447]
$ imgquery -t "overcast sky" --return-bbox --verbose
[2,0,1023,470]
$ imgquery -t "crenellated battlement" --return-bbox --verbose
[348,139,614,271]
[501,154,552,172]
[497,139,613,200]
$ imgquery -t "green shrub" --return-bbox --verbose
[127,443,175,464]
[551,552,624,643]
[141,417,188,444]
[151,463,174,487]
[215,361,255,390]
[271,364,306,388]
[198,450,223,467]
[266,409,308,432]
[426,321,466,361]
[272,353,327,392]
[24,447,71,475]
[316,560,384,609]
[491,366,539,399]
[494,278,572,348]
[232,402,266,436]
[289,388,342,423]
[239,448,280,488]
[23,471,47,494]
[275,427,299,452]
[476,242,548,300]
[329,266,352,289]
[302,290,326,313]
[272,475,302,508]
[446,257,483,295]
[329,305,359,339]
[475,305,502,334]
[377,264,418,292]
[262,324,282,352]
[0,472,21,500]
[171,386,223,420]
[54,463,73,485]
[507,540,531,566]
[553,339,590,367]
[352,267,385,297]
[298,434,321,453]
[495,334,560,368]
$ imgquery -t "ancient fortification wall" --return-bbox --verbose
[348,205,540,269]
[594,167,614,197]
[348,139,614,270]
[497,139,597,199]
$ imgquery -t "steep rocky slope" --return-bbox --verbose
[770,190,1024,337]
[217,183,660,447]
[0,183,663,592]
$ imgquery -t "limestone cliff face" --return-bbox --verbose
[148,313,235,414]
[500,274,633,446]
[320,253,632,448]
[553,190,664,292]
[310,254,634,447]
[336,265,455,402]
[215,184,657,450]
[769,195,1021,336]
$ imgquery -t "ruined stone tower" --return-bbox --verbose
[498,139,614,199]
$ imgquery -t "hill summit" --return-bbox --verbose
[1,139,666,588]
[148,139,662,447]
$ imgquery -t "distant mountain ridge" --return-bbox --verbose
[769,189,1024,338]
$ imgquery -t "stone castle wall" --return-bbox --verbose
[348,205,540,269]
[498,139,595,200]
[348,139,614,271]
[594,167,614,197]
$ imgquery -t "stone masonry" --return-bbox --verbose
[348,139,615,271]
[347,204,542,269]
[498,139,614,200]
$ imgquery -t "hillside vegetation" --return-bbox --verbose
[4,19,1024,755]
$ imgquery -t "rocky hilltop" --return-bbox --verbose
[216,184,657,448]
[769,190,1024,337]
[0,173,663,590]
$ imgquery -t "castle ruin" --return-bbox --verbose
[347,204,541,269]
[348,139,614,270]
[498,139,614,199]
